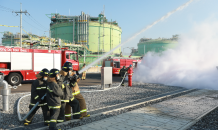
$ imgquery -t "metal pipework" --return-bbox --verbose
[0,73,11,111]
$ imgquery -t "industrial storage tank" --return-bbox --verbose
[49,12,122,54]
[136,35,178,56]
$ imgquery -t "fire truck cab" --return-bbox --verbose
[0,46,79,86]
[102,57,141,75]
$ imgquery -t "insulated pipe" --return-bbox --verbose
[77,17,79,43]
[87,15,89,46]
[17,94,47,121]
[79,16,81,43]
[82,13,84,44]
[0,80,11,111]
[84,13,85,43]
[86,14,88,44]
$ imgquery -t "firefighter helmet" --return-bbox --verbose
[49,69,59,78]
[39,68,49,77]
[62,62,73,72]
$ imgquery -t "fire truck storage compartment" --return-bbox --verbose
[0,52,10,62]
[11,52,32,70]
[53,54,61,70]
[34,53,61,71]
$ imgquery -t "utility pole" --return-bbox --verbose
[13,3,28,48]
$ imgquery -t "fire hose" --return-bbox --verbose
[17,72,127,121]
[17,94,46,121]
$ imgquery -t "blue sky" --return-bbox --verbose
[0,0,218,54]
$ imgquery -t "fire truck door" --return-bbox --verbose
[66,53,79,70]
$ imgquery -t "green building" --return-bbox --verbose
[134,35,178,56]
[49,12,122,54]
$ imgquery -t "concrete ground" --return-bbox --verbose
[67,89,218,130]
[0,73,122,93]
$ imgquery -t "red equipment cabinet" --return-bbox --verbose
[102,57,141,75]
[0,46,79,86]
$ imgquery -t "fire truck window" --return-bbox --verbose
[70,53,77,60]
[66,53,70,59]
[114,62,120,68]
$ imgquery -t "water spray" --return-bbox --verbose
[78,0,194,74]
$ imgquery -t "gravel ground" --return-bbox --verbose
[188,105,218,130]
[0,82,183,130]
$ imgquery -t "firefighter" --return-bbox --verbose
[46,69,63,130]
[81,63,87,80]
[56,71,67,124]
[120,52,123,57]
[61,62,81,121]
[24,68,50,126]
[71,70,90,119]
[119,65,131,86]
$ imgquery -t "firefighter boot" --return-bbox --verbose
[79,114,90,119]
[24,119,32,126]
[49,127,61,130]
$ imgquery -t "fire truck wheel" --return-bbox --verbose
[7,73,22,86]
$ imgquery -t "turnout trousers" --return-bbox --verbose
[25,100,50,125]
[64,98,81,121]
[49,108,60,130]
[75,93,87,116]
[121,77,125,86]
[57,102,66,123]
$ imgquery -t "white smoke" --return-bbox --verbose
[133,21,218,90]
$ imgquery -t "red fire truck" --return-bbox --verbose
[0,46,79,86]
[102,57,141,75]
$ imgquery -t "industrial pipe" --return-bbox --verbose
[0,73,11,111]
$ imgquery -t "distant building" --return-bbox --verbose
[133,35,178,56]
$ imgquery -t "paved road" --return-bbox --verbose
[0,73,122,93]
